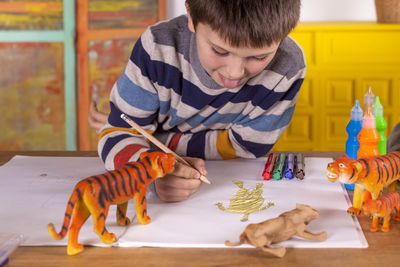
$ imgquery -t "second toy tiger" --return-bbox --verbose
[362,191,400,232]
[326,151,400,215]
[47,151,175,255]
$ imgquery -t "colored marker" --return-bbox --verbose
[262,153,277,180]
[272,153,286,180]
[284,152,295,179]
[295,153,305,179]
[0,258,9,267]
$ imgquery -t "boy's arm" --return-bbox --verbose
[98,33,160,171]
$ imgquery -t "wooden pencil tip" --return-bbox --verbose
[200,175,211,184]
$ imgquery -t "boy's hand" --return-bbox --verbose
[154,157,208,202]
[88,101,108,134]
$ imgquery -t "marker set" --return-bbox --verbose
[262,152,305,181]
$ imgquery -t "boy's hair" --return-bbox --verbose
[186,0,301,48]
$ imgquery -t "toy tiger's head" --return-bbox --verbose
[296,203,320,223]
[139,151,175,178]
[326,155,362,184]
[362,199,381,216]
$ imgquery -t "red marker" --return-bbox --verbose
[262,153,277,180]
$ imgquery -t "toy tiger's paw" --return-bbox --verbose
[347,207,361,215]
[317,231,328,241]
[101,232,117,244]
[137,215,151,225]
[370,226,378,232]
[67,243,84,256]
[381,226,389,232]
[117,216,131,226]
[142,215,151,224]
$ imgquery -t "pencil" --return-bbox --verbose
[120,113,211,184]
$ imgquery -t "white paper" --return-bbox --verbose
[0,155,367,249]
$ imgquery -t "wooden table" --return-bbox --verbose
[1,151,399,267]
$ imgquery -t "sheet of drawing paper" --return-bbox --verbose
[0,156,124,247]
[0,156,367,249]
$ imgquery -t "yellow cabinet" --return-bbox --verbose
[274,22,400,151]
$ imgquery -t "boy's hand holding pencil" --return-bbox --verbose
[120,113,211,185]
[155,156,208,202]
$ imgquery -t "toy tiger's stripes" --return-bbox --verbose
[379,191,400,212]
[47,151,175,255]
[362,191,400,232]
[326,151,400,215]
[356,152,400,185]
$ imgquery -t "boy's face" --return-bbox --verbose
[188,17,280,89]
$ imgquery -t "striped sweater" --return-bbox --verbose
[98,15,306,171]
[388,122,400,152]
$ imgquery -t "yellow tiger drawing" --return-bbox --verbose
[47,151,175,255]
[326,152,400,215]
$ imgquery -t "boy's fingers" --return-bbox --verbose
[183,157,208,176]
[173,161,202,180]
[89,101,108,122]
[88,101,109,133]
[88,116,104,132]
[155,175,202,202]
[160,173,202,190]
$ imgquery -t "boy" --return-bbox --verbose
[96,0,305,202]
[388,122,400,152]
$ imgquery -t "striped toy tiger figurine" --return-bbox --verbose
[326,152,400,215]
[47,151,175,255]
[362,191,400,232]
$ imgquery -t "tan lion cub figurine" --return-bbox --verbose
[225,203,327,258]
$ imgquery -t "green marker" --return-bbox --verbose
[272,153,286,180]
[372,96,387,155]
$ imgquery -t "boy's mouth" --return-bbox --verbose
[218,73,242,89]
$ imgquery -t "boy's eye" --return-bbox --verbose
[252,56,268,61]
[212,47,228,56]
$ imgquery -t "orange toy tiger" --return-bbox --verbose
[47,151,175,255]
[362,191,400,232]
[326,152,400,215]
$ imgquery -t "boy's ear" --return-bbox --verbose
[185,2,195,33]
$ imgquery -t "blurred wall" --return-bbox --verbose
[166,0,377,21]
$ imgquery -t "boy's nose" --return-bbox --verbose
[226,58,245,79]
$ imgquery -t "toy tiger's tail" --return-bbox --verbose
[47,181,86,240]
[225,232,246,246]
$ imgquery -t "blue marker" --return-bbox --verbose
[284,152,294,179]
[0,233,21,266]
[345,100,363,190]
[0,258,9,267]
